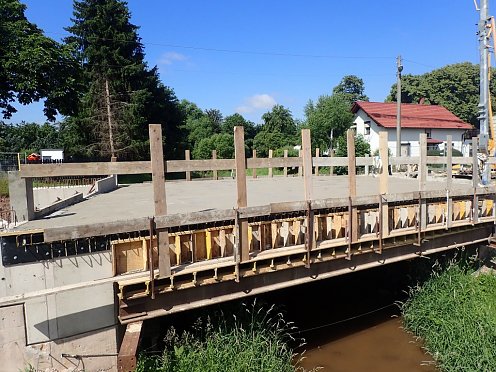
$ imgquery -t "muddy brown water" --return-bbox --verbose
[145,258,441,371]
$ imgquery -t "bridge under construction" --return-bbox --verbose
[1,126,495,372]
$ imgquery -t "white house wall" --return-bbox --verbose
[354,109,467,156]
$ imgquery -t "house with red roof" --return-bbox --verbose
[351,101,473,156]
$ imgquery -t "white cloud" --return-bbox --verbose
[158,51,188,65]
[236,94,277,114]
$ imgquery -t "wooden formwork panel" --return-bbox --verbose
[112,237,159,276]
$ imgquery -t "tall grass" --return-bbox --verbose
[136,301,308,372]
[402,263,496,371]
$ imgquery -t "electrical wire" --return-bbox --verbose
[290,303,397,335]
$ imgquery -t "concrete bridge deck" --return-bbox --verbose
[15,175,471,231]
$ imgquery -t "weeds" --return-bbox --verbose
[136,301,308,372]
[402,263,496,371]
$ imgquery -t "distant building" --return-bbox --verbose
[351,101,473,156]
[40,149,64,163]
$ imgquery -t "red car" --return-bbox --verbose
[26,153,41,162]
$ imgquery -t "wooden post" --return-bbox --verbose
[185,149,191,181]
[379,132,389,237]
[472,137,479,224]
[298,149,303,177]
[347,129,356,197]
[252,149,257,179]
[117,321,143,372]
[283,149,288,177]
[212,150,218,180]
[419,133,428,230]
[330,149,334,176]
[302,129,313,201]
[268,149,273,178]
[234,126,249,262]
[149,124,170,277]
[347,129,358,243]
[315,148,320,176]
[365,154,370,175]
[446,135,452,190]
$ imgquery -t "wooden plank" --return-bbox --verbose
[330,149,334,176]
[283,149,288,177]
[185,150,191,181]
[347,129,357,198]
[252,150,257,179]
[389,156,420,166]
[212,150,218,180]
[379,132,389,237]
[117,321,142,372]
[446,135,452,190]
[20,161,151,178]
[315,148,320,176]
[298,149,303,177]
[268,149,273,178]
[234,126,249,262]
[247,157,302,169]
[472,137,479,187]
[419,133,427,192]
[301,129,313,201]
[166,159,235,172]
[149,124,170,277]
[312,157,349,167]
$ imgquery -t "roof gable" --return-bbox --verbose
[352,101,473,130]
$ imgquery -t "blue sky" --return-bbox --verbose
[10,0,481,125]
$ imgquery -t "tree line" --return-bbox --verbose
[1,0,490,162]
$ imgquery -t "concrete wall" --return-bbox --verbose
[8,171,34,222]
[0,304,117,372]
[33,185,92,210]
[0,252,117,366]
[96,175,118,194]
[34,192,84,219]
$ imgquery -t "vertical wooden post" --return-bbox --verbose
[149,124,170,277]
[472,137,479,187]
[212,150,218,180]
[315,148,320,176]
[472,137,479,224]
[283,149,288,177]
[252,149,257,179]
[365,154,370,175]
[347,129,358,243]
[302,129,313,201]
[379,132,389,237]
[330,149,334,176]
[117,321,143,372]
[446,135,453,229]
[185,149,191,181]
[446,135,452,190]
[268,149,273,178]
[298,149,303,177]
[347,129,356,197]
[419,133,428,230]
[302,129,314,266]
[234,126,249,262]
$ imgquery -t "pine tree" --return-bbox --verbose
[63,0,183,160]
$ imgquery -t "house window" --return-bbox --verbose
[364,121,371,135]
[425,129,432,138]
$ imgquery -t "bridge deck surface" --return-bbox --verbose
[17,175,471,231]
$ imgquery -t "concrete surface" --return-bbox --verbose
[33,185,91,210]
[8,171,34,222]
[17,174,472,231]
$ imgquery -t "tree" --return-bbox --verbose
[386,62,492,127]
[0,0,80,120]
[305,95,354,150]
[193,133,234,160]
[334,133,370,174]
[332,75,369,105]
[64,0,183,160]
[253,105,297,157]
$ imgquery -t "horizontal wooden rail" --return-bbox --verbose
[41,186,496,242]
[20,161,151,177]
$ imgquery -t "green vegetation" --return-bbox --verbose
[136,303,305,372]
[402,263,496,371]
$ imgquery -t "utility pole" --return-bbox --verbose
[396,55,403,159]
[478,0,491,183]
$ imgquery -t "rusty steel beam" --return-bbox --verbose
[117,321,143,372]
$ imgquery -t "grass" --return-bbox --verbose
[136,301,309,372]
[402,262,496,371]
